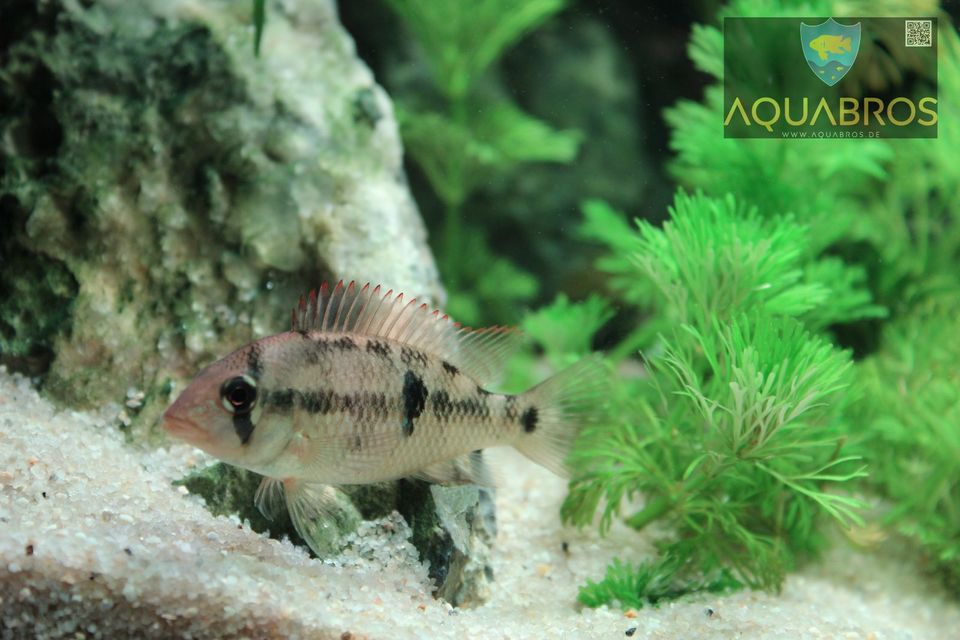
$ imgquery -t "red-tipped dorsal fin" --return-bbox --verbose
[289,280,523,386]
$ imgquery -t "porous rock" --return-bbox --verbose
[0,0,441,430]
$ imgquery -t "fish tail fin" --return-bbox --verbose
[512,355,609,477]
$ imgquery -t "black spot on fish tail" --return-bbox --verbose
[431,390,454,421]
[366,340,392,358]
[233,412,255,445]
[333,336,358,351]
[301,390,335,414]
[400,347,429,367]
[246,343,263,380]
[401,370,428,436]
[442,361,459,377]
[521,406,539,433]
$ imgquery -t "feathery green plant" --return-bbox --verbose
[662,0,960,595]
[509,189,872,607]
[382,0,581,324]
[563,0,959,605]
[848,296,960,591]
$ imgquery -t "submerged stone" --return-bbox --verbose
[176,462,496,607]
[0,0,441,435]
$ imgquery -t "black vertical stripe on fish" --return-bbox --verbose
[366,340,392,359]
[442,361,459,376]
[233,413,255,445]
[302,337,330,365]
[401,370,428,436]
[333,336,358,351]
[246,343,263,380]
[301,390,336,415]
[400,347,429,367]
[505,395,519,421]
[521,406,539,433]
[431,390,454,421]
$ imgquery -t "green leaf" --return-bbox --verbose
[384,0,567,99]
[252,0,266,56]
[471,103,582,167]
[521,294,614,367]
[398,103,580,208]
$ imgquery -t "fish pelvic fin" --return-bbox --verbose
[254,476,286,521]
[513,355,609,477]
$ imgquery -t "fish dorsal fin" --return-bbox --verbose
[291,280,522,386]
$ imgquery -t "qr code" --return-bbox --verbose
[905,19,933,47]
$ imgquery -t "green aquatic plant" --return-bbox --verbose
[848,296,960,592]
[558,0,960,606]
[382,0,581,323]
[662,0,960,595]
[252,0,266,56]
[551,191,869,607]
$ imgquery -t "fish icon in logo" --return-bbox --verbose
[801,18,861,86]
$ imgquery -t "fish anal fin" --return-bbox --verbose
[413,451,495,488]
[290,281,523,387]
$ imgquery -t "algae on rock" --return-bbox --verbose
[0,0,441,435]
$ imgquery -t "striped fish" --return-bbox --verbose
[163,281,606,554]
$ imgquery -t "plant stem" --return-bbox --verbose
[441,95,469,289]
[626,494,676,530]
[609,321,663,363]
[443,200,463,289]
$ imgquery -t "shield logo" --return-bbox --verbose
[800,18,861,86]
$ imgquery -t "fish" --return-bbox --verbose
[163,281,607,554]
[808,34,852,60]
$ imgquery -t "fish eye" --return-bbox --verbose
[220,376,258,414]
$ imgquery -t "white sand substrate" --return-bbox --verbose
[1,367,958,639]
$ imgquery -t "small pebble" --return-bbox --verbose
[625,627,637,637]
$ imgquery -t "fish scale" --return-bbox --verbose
[257,331,516,484]
[163,280,608,557]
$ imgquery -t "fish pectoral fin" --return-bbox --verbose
[413,451,495,487]
[254,476,286,521]
[283,479,359,557]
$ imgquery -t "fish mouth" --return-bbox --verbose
[162,413,203,443]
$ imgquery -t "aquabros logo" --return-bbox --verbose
[723,17,938,139]
[801,18,861,86]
